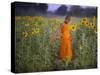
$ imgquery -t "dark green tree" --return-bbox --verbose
[55,5,68,16]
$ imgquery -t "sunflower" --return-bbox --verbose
[82,17,88,21]
[85,21,89,26]
[22,31,28,37]
[81,17,88,25]
[85,21,90,26]
[70,24,77,31]
[35,28,40,34]
[81,21,89,26]
[88,22,95,29]
[32,27,40,35]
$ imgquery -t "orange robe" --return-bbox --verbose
[59,23,72,62]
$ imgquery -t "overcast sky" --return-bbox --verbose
[47,4,96,12]
[47,4,71,12]
[47,4,61,12]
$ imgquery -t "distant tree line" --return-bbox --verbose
[15,2,97,17]
[55,5,97,17]
[15,2,48,16]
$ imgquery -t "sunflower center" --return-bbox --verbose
[72,27,75,29]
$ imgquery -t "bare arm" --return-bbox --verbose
[54,23,62,39]
[50,23,62,42]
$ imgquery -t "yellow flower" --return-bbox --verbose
[88,22,95,29]
[86,21,89,26]
[82,21,89,26]
[81,17,88,25]
[32,27,40,35]
[82,17,88,22]
[22,31,28,37]
[70,24,77,31]
[35,28,40,34]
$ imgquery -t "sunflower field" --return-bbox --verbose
[15,16,97,72]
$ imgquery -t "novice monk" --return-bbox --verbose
[51,16,72,63]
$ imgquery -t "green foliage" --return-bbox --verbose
[15,16,97,73]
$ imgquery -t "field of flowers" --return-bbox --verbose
[15,16,97,72]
